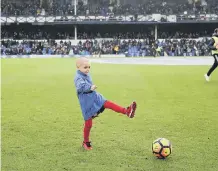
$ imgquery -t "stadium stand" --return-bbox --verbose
[1,0,218,16]
[1,0,218,57]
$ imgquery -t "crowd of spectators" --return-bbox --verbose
[1,37,211,57]
[1,28,211,40]
[1,0,218,16]
[1,0,215,57]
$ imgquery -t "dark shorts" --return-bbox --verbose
[92,105,105,119]
[213,54,218,63]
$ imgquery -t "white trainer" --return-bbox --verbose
[204,74,210,82]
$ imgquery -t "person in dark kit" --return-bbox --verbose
[204,28,218,82]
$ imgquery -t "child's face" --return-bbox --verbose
[78,61,90,75]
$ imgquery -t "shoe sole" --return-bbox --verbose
[82,146,92,150]
[129,101,137,118]
[83,146,92,150]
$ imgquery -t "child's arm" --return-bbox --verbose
[90,85,97,91]
[75,77,92,93]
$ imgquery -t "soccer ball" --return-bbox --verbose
[152,138,172,159]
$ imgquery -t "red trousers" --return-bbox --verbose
[83,100,127,142]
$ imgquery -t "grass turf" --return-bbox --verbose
[1,58,218,171]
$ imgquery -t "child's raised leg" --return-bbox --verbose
[103,100,137,118]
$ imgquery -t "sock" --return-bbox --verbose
[103,100,127,114]
[207,61,218,76]
[83,118,92,142]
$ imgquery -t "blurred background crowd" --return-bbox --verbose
[1,27,211,40]
[1,0,217,57]
[1,0,218,16]
[1,38,211,57]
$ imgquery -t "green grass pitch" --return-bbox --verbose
[1,58,218,171]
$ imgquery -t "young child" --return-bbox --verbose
[74,57,137,150]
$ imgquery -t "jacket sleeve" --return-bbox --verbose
[208,38,216,51]
[74,77,92,93]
